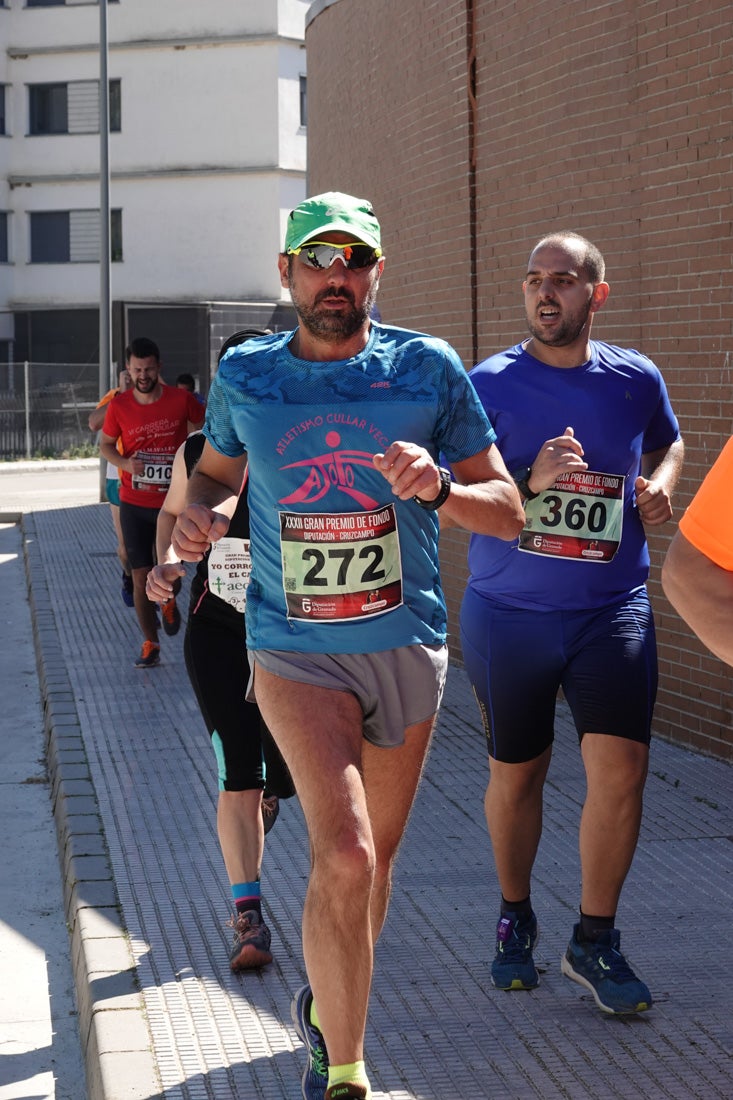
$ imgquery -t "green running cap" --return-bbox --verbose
[284,191,382,253]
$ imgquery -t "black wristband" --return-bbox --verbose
[413,466,452,511]
[512,466,540,501]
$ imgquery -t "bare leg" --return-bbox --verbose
[109,503,131,574]
[254,665,433,1069]
[484,746,552,901]
[579,734,648,916]
[217,789,264,885]
[363,717,434,942]
[132,565,159,643]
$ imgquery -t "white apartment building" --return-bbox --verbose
[0,0,308,388]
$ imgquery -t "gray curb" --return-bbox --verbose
[21,512,161,1100]
[0,458,100,473]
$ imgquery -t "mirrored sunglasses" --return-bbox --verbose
[288,241,382,271]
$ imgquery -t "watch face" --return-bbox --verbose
[512,466,531,483]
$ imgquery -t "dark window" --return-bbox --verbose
[29,83,67,134]
[29,80,120,135]
[30,211,70,262]
[299,75,307,128]
[29,209,122,263]
[111,208,123,262]
[109,79,121,132]
[0,85,5,135]
[0,212,8,263]
[27,1,119,5]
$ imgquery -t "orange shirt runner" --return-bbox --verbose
[679,437,733,571]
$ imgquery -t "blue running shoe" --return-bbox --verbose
[121,571,134,607]
[561,924,652,1014]
[491,911,539,990]
[291,984,329,1100]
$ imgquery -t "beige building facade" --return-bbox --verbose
[0,0,309,381]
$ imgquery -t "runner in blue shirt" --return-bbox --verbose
[170,192,525,1100]
[461,231,684,1015]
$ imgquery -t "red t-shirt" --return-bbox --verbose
[103,386,204,508]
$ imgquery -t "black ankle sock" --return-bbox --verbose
[579,910,615,942]
[236,898,262,919]
[500,895,533,920]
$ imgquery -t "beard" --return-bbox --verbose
[291,283,378,343]
[527,294,593,347]
[135,376,157,393]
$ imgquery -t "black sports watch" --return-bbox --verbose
[413,466,452,510]
[512,466,539,501]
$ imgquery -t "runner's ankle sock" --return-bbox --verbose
[232,880,262,919]
[328,1061,370,1096]
[579,910,616,942]
[309,1004,370,1095]
[500,894,533,921]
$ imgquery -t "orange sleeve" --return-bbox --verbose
[679,437,733,570]
[95,387,117,409]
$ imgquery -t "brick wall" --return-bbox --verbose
[304,0,475,360]
[305,0,733,759]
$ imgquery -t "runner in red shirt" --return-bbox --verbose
[100,336,204,667]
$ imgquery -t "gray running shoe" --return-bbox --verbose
[229,909,272,971]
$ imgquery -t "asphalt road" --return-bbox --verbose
[0,459,101,516]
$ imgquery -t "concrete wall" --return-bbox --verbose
[305,0,733,759]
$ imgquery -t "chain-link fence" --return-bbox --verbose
[0,361,104,460]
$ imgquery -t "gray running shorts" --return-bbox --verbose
[250,644,449,748]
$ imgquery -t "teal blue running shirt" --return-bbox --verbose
[204,324,496,654]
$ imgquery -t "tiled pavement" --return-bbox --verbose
[21,501,733,1100]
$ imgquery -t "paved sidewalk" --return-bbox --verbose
[19,500,733,1099]
[0,521,86,1100]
